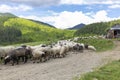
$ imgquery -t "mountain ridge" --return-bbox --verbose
[67,23,85,30]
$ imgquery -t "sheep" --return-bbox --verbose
[4,47,29,66]
[25,46,33,60]
[0,46,15,60]
[26,45,52,61]
[73,37,80,42]
[51,45,61,58]
[59,45,67,58]
[36,46,52,61]
[87,45,96,51]
[50,42,70,58]
[32,49,45,63]
[80,43,96,51]
[29,44,46,50]
[73,43,84,53]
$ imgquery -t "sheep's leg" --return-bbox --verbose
[39,57,42,62]
[24,56,28,63]
[20,56,24,62]
[30,54,33,61]
[33,57,36,63]
[63,53,66,57]
[18,56,20,60]
[45,54,49,61]
[37,57,40,63]
[53,54,56,59]
[41,56,45,62]
[42,54,46,62]
[46,53,49,61]
[16,58,19,65]
[11,59,15,66]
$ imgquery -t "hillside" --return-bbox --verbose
[0,13,75,45]
[29,19,56,28]
[74,19,120,36]
[0,12,17,17]
[67,23,85,30]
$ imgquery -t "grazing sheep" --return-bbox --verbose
[88,45,96,51]
[81,44,96,51]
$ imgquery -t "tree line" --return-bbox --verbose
[0,26,22,43]
[74,19,120,36]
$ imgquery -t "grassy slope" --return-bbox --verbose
[3,18,75,44]
[76,60,120,80]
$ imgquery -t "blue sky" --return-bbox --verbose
[0,0,120,29]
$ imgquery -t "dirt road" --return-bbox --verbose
[0,41,120,80]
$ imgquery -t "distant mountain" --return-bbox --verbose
[0,12,17,17]
[67,23,85,30]
[29,19,56,28]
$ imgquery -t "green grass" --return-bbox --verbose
[75,60,120,80]
[77,39,114,52]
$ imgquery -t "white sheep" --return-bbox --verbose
[38,46,52,61]
[58,46,66,58]
[88,45,96,51]
[51,45,61,58]
[80,43,96,51]
[32,49,45,63]
[0,46,15,60]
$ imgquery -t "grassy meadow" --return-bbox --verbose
[74,60,120,80]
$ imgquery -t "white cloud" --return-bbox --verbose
[0,4,32,12]
[19,15,39,20]
[60,0,120,5]
[19,10,120,29]
[1,0,120,6]
[0,0,60,6]
[109,4,120,8]
[60,0,85,5]
[92,10,111,22]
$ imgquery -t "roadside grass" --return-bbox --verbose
[10,39,59,47]
[75,60,120,80]
[77,39,115,52]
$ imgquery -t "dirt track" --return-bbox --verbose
[0,41,120,80]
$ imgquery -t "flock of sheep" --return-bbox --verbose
[0,39,96,66]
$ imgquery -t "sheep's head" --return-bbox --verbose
[4,56,11,65]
